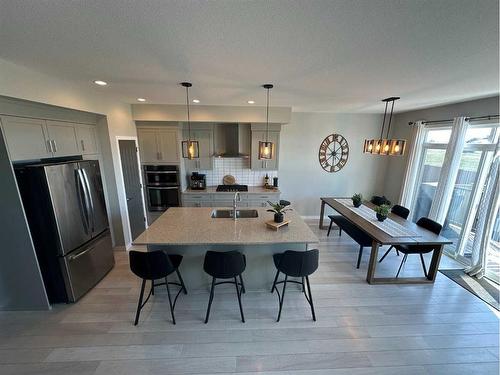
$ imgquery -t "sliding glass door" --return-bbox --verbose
[485,204,500,283]
[409,122,499,282]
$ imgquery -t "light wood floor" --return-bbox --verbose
[1,220,498,374]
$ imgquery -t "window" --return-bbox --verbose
[409,121,499,282]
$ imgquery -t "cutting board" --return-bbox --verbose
[223,175,236,185]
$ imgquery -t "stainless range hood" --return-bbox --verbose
[213,123,251,158]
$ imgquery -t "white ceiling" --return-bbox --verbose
[0,0,498,113]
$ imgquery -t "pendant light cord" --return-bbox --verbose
[185,86,191,141]
[266,87,270,142]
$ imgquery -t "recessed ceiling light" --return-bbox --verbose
[137,98,146,102]
[247,100,255,104]
[93,80,107,86]
[192,99,200,103]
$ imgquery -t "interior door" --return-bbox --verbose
[79,160,109,237]
[44,162,91,255]
[46,121,79,157]
[118,140,146,240]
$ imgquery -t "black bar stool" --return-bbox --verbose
[129,250,187,325]
[271,249,319,322]
[203,250,246,323]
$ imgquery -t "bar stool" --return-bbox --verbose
[129,250,187,325]
[203,250,246,323]
[271,249,319,322]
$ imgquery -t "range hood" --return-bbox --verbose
[213,123,251,158]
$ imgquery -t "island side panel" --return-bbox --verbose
[148,243,308,291]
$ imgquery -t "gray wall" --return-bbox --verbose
[0,126,49,310]
[280,112,387,217]
[382,96,499,203]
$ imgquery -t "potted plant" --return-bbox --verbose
[375,204,391,222]
[267,201,292,223]
[352,193,363,208]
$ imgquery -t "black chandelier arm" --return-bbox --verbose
[380,100,388,139]
[386,99,395,138]
[185,86,191,139]
[266,87,270,142]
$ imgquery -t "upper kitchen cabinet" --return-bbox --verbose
[183,128,213,170]
[0,116,52,160]
[137,127,179,164]
[76,125,98,155]
[45,120,79,157]
[250,129,280,170]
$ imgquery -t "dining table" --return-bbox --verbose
[319,197,453,285]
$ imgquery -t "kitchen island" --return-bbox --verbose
[133,207,318,290]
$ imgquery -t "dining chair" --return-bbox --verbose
[378,204,410,263]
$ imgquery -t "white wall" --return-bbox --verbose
[383,96,499,203]
[0,58,137,247]
[279,112,386,217]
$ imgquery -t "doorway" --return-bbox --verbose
[118,139,146,242]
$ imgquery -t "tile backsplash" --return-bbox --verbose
[191,158,278,186]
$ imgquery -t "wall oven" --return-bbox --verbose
[144,165,180,211]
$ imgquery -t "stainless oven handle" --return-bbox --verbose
[148,186,179,190]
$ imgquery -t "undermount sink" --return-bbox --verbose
[210,209,259,219]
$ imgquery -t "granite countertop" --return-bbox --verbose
[183,186,280,194]
[133,207,317,246]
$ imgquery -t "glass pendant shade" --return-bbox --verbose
[181,140,199,159]
[258,141,274,160]
[389,139,406,156]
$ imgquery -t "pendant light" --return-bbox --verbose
[363,97,406,156]
[180,82,199,159]
[258,84,274,160]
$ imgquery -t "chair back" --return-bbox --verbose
[391,204,410,219]
[276,249,319,277]
[416,217,442,235]
[129,250,173,280]
[371,195,391,206]
[203,251,246,279]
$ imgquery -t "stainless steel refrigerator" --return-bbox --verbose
[16,160,114,303]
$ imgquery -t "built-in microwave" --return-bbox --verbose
[144,165,179,186]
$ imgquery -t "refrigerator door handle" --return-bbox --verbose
[70,245,94,261]
[76,169,91,234]
[81,168,95,233]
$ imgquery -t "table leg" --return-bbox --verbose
[427,245,444,281]
[319,201,326,229]
[366,240,380,284]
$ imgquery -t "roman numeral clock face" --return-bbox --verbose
[318,134,349,172]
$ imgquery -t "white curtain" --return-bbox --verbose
[399,120,425,207]
[466,140,500,278]
[429,117,469,222]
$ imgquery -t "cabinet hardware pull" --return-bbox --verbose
[52,140,58,153]
[81,140,85,151]
[46,140,53,153]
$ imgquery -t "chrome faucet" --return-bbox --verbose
[233,192,241,220]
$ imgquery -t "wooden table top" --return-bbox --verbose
[321,197,453,246]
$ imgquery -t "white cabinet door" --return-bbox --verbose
[251,130,280,170]
[157,129,179,163]
[185,130,213,170]
[76,125,98,155]
[137,128,160,164]
[46,121,79,157]
[0,116,51,160]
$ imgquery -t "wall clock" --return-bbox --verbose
[318,133,349,172]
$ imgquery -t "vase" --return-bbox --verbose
[376,213,387,222]
[352,200,362,208]
[274,213,284,223]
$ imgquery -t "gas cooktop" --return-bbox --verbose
[216,184,248,192]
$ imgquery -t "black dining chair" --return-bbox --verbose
[378,204,410,263]
[129,250,187,325]
[271,249,319,322]
[203,250,246,323]
[393,217,442,278]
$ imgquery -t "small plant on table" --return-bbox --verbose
[267,201,292,223]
